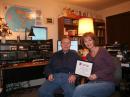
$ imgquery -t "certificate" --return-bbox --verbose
[75,60,93,77]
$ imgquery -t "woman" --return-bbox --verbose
[73,32,116,97]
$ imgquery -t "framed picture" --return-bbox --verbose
[45,18,54,24]
[75,60,93,77]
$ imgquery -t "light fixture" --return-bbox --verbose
[28,27,35,36]
[25,28,30,40]
[78,18,94,36]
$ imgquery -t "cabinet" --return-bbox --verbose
[58,17,78,40]
[106,11,130,49]
[58,16,105,46]
[94,21,105,46]
[0,39,53,67]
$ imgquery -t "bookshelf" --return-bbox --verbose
[58,16,106,47]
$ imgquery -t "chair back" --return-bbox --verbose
[112,56,122,84]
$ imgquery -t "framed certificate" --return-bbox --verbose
[75,60,93,77]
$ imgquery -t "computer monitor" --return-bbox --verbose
[57,40,78,51]
[31,26,47,40]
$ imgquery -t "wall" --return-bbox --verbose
[98,1,130,18]
[1,0,100,52]
[0,2,3,17]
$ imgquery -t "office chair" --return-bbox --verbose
[54,88,64,97]
[109,56,122,97]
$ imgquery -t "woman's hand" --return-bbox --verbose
[88,74,97,80]
[48,74,54,81]
[68,74,76,84]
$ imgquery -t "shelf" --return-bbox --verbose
[64,22,78,26]
[58,16,106,47]
[0,39,53,67]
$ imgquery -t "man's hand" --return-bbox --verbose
[48,74,54,81]
[88,74,97,80]
[68,75,76,84]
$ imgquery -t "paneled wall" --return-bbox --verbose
[106,11,130,49]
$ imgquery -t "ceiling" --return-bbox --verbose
[56,0,130,10]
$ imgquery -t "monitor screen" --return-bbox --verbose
[31,26,47,40]
[57,40,78,51]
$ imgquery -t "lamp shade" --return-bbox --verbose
[78,18,94,36]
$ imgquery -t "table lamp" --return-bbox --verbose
[78,18,94,36]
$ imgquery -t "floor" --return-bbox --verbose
[5,86,122,97]
[7,87,39,97]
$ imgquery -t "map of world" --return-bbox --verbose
[5,6,35,32]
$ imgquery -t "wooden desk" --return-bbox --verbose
[1,61,48,95]
[4,61,48,69]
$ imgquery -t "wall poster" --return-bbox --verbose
[4,5,43,32]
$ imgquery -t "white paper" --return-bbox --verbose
[75,60,93,77]
[121,63,130,67]
[0,88,2,93]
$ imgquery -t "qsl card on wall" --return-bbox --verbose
[75,60,93,77]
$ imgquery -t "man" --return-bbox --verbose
[38,36,80,97]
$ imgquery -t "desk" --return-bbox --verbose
[122,67,130,81]
[120,64,130,97]
[1,61,48,95]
